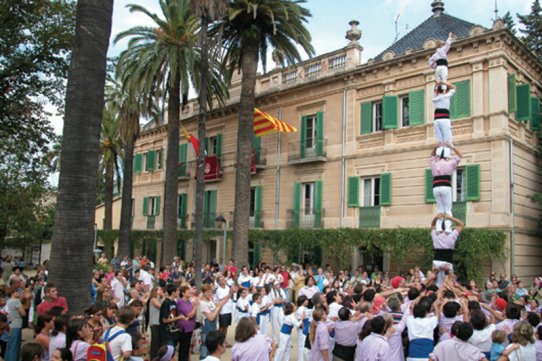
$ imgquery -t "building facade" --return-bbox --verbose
[126,3,542,278]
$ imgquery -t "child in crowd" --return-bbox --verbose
[274,303,301,361]
[490,329,506,361]
[236,288,251,320]
[296,295,310,361]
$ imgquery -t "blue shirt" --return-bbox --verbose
[490,343,505,361]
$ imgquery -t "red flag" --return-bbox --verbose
[184,132,199,155]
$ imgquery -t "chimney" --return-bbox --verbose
[431,1,445,17]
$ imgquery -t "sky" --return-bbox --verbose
[48,0,532,135]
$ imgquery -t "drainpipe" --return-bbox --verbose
[340,88,347,227]
[274,107,282,229]
[509,139,515,277]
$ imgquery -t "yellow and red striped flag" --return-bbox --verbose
[253,108,297,137]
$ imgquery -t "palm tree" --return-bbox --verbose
[218,0,314,266]
[115,0,200,265]
[98,103,122,257]
[48,0,114,314]
[191,0,227,286]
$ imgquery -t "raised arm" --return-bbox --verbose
[445,214,464,233]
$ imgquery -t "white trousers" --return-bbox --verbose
[274,333,293,361]
[270,307,284,342]
[259,314,270,336]
[297,329,307,361]
[433,186,453,215]
[433,118,453,146]
[435,65,448,82]
[433,260,454,287]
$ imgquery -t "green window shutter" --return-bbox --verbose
[253,243,261,268]
[253,135,261,164]
[516,83,531,122]
[155,196,161,215]
[450,80,471,120]
[216,133,222,156]
[452,201,467,225]
[465,164,481,201]
[146,150,155,171]
[314,180,323,227]
[293,182,301,227]
[143,197,148,216]
[531,97,541,131]
[316,112,324,155]
[360,102,372,134]
[134,153,142,173]
[178,239,186,260]
[380,173,392,206]
[359,206,381,228]
[382,95,398,129]
[209,190,217,216]
[425,169,436,203]
[300,116,307,158]
[347,176,359,208]
[508,73,517,114]
[408,90,425,126]
[179,193,187,228]
[254,185,262,228]
[204,137,209,154]
[178,143,187,176]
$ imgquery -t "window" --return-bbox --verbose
[373,101,383,132]
[303,182,315,215]
[305,115,317,149]
[207,135,219,156]
[249,188,256,217]
[362,177,380,207]
[156,149,163,169]
[149,197,159,216]
[453,168,466,202]
[400,95,409,127]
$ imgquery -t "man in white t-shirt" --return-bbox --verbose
[108,306,135,361]
[215,276,234,342]
[138,266,154,290]
[111,271,127,308]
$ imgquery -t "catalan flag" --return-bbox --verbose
[253,108,297,137]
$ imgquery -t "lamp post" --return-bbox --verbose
[215,215,228,266]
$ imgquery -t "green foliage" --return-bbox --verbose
[518,0,542,59]
[502,11,516,35]
[0,0,76,165]
[100,227,506,282]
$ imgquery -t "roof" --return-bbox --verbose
[374,13,481,61]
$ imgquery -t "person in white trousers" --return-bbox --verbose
[433,81,457,147]
[270,282,287,342]
[274,303,302,361]
[429,32,454,82]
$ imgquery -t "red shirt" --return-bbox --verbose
[226,265,237,277]
[37,297,69,316]
[280,271,289,289]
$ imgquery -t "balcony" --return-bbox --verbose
[177,216,188,229]
[177,162,191,180]
[146,215,156,230]
[359,206,380,228]
[228,210,264,229]
[286,208,325,229]
[288,138,327,164]
[253,147,267,170]
[191,212,218,229]
[179,155,224,182]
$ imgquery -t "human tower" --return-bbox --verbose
[428,32,465,287]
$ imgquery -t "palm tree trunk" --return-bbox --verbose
[162,72,181,266]
[103,158,114,258]
[48,0,113,314]
[118,140,135,258]
[193,16,210,287]
[232,39,259,267]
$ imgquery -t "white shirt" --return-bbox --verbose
[250,303,261,319]
[507,343,536,361]
[468,324,496,353]
[111,277,125,307]
[138,269,154,289]
[215,285,232,314]
[428,36,453,69]
[238,273,252,286]
[406,315,439,340]
[107,326,132,361]
[236,296,251,314]
[432,89,456,110]
[200,356,220,361]
[329,302,342,320]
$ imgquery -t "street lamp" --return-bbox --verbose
[215,215,228,266]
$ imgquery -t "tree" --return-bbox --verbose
[502,11,516,35]
[218,0,314,266]
[115,0,200,265]
[98,103,122,256]
[0,0,75,167]
[191,0,227,286]
[48,0,114,314]
[518,0,542,59]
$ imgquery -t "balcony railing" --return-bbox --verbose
[288,138,327,163]
[191,212,218,229]
[228,210,264,228]
[178,162,191,180]
[305,62,321,77]
[146,215,156,230]
[329,54,347,69]
[286,208,324,229]
[283,69,297,83]
[359,206,380,228]
[177,216,188,229]
[253,147,267,169]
